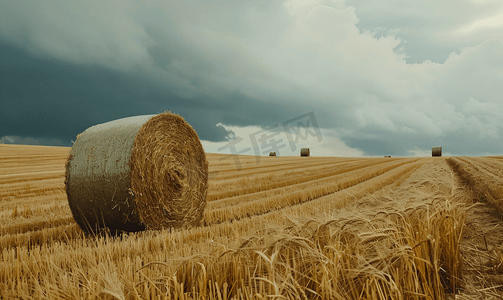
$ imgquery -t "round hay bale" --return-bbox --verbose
[300,148,310,157]
[432,146,442,157]
[65,112,208,234]
[269,152,276,156]
[384,155,391,158]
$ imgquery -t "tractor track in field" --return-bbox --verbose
[447,157,503,218]
[446,157,503,298]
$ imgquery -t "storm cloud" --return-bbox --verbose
[1,0,502,156]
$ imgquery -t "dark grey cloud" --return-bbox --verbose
[1,0,503,156]
[0,0,311,146]
[0,38,302,146]
[0,41,242,145]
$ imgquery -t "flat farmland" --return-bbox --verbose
[1,144,503,299]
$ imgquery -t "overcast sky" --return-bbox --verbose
[1,0,502,157]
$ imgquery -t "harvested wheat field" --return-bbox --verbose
[1,144,503,299]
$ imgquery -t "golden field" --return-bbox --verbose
[1,144,503,299]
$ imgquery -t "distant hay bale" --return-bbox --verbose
[300,148,310,157]
[432,146,442,157]
[65,112,208,234]
[269,152,276,156]
[384,155,391,158]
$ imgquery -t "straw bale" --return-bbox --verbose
[65,112,208,234]
[300,148,310,157]
[269,152,276,156]
[432,146,442,157]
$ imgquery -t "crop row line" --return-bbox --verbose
[207,159,394,201]
[208,158,361,181]
[204,159,419,225]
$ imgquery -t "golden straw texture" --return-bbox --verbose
[65,112,208,234]
[130,113,208,230]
